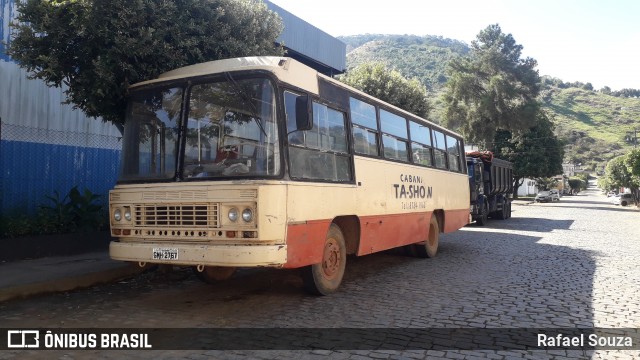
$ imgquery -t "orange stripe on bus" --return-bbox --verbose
[442,208,471,233]
[357,212,431,255]
[284,208,469,268]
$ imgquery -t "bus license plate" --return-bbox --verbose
[153,248,178,260]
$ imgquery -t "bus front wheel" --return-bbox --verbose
[302,224,346,296]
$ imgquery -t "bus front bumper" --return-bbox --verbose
[109,241,287,267]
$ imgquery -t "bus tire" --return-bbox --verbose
[413,215,440,258]
[302,223,346,296]
[193,266,236,284]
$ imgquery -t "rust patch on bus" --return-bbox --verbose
[282,219,331,268]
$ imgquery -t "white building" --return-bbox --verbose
[517,178,538,197]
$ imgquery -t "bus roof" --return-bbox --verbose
[130,56,319,94]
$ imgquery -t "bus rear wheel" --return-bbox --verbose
[302,224,346,296]
[193,266,236,284]
[413,215,440,258]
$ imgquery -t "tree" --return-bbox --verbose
[340,62,431,118]
[601,150,640,204]
[442,24,541,148]
[493,111,564,198]
[597,176,611,191]
[8,0,284,129]
[534,177,558,191]
[603,155,633,191]
[568,177,585,194]
[623,148,640,203]
[624,148,640,180]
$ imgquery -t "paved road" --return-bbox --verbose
[1,186,638,359]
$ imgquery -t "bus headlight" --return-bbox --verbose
[114,208,122,222]
[124,207,132,221]
[242,208,253,222]
[228,208,239,222]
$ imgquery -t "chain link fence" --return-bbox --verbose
[1,121,122,149]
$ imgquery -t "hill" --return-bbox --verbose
[541,85,640,170]
[340,34,640,171]
[340,34,469,92]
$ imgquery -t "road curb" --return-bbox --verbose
[0,264,144,303]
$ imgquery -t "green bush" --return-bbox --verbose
[1,187,107,238]
[0,214,37,238]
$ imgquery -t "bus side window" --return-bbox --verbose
[349,97,379,156]
[380,109,409,162]
[288,100,351,182]
[446,135,461,172]
[432,130,448,169]
[409,120,433,166]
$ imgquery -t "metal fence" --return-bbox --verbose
[1,121,121,215]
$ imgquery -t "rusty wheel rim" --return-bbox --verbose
[322,238,341,280]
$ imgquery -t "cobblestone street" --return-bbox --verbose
[1,185,639,359]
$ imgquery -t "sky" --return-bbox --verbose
[268,0,640,91]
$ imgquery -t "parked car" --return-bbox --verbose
[607,191,617,197]
[535,190,559,203]
[613,193,634,206]
[549,189,561,199]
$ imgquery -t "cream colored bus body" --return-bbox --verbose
[109,57,469,269]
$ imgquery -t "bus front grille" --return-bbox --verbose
[134,204,219,228]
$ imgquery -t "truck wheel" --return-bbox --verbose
[193,266,236,284]
[506,201,512,219]
[496,199,506,220]
[302,224,346,295]
[413,215,440,258]
[476,202,488,226]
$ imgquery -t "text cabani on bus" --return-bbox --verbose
[109,57,470,295]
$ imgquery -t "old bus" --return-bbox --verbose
[109,57,470,295]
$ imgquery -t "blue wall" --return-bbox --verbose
[0,141,120,213]
[1,0,121,216]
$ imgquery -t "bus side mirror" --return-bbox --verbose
[295,95,312,131]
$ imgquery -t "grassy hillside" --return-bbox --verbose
[541,86,640,170]
[341,34,640,171]
[339,34,469,91]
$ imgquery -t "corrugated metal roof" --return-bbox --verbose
[265,1,346,75]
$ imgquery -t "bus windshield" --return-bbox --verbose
[119,77,280,181]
